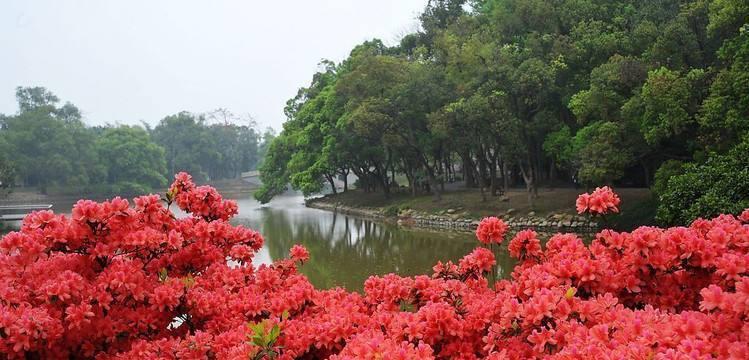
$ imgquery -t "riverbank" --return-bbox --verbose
[306,187,656,232]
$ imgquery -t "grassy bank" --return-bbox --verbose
[311,187,656,231]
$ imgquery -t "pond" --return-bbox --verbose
[235,195,518,291]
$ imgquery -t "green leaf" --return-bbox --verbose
[269,324,280,342]
[158,268,168,282]
[181,275,195,288]
[565,287,577,299]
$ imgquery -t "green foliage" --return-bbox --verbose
[109,181,152,196]
[698,27,749,150]
[652,20,749,224]
[255,136,293,204]
[255,63,347,203]
[247,320,283,360]
[574,122,635,185]
[383,205,401,217]
[1,87,269,195]
[95,126,168,190]
[152,111,265,182]
[0,157,15,189]
[543,126,574,171]
[0,87,103,191]
[14,86,59,113]
[631,67,706,146]
[646,1,713,70]
[652,160,685,197]
[708,0,749,37]
[256,128,276,169]
[656,136,749,225]
[0,136,15,189]
[569,55,647,124]
[257,0,749,223]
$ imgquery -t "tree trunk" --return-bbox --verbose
[372,161,390,198]
[380,176,390,197]
[419,156,441,202]
[519,161,535,208]
[490,151,499,196]
[325,174,337,195]
[536,145,545,183]
[502,160,510,194]
[462,151,476,188]
[477,147,489,202]
[436,152,446,193]
[405,172,416,196]
[352,167,365,192]
[444,155,451,184]
[403,160,416,196]
[549,159,556,189]
[426,168,441,201]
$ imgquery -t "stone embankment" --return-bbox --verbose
[304,199,384,220]
[305,198,599,233]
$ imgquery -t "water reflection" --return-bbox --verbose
[233,195,519,291]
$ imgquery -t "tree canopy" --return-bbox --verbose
[258,0,749,225]
[0,87,273,195]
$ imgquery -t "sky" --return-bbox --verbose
[0,0,427,131]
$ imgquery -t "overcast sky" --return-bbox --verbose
[0,0,426,131]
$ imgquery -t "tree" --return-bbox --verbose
[657,135,749,225]
[336,51,407,197]
[0,136,15,189]
[256,127,276,168]
[255,62,345,202]
[628,67,706,146]
[255,0,749,221]
[255,135,293,203]
[152,110,265,182]
[0,87,101,192]
[152,112,217,181]
[95,126,168,193]
[15,86,59,113]
[573,122,636,186]
[698,26,749,151]
[542,125,574,179]
[569,55,648,126]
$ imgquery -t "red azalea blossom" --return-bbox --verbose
[476,216,509,245]
[508,229,543,260]
[575,193,591,215]
[289,244,310,263]
[1,173,749,359]
[458,247,496,277]
[576,186,621,215]
[740,208,749,223]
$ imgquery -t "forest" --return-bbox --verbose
[0,86,275,195]
[256,0,749,225]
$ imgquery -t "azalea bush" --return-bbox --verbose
[1,175,748,359]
